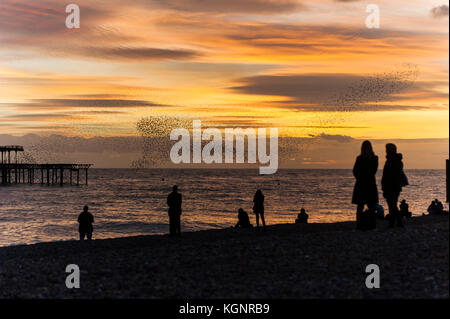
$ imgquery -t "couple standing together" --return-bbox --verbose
[352,141,408,229]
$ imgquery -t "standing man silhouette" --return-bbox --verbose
[78,205,94,241]
[167,185,182,236]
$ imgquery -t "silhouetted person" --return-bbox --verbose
[375,203,385,219]
[427,201,437,214]
[167,185,182,236]
[435,199,444,213]
[295,208,309,224]
[382,143,406,228]
[78,205,94,241]
[352,140,378,230]
[428,199,444,215]
[253,189,266,231]
[400,200,412,218]
[235,208,253,228]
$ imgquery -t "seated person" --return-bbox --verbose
[435,199,444,214]
[399,200,412,218]
[235,208,253,228]
[374,203,385,219]
[295,208,309,224]
[427,201,438,215]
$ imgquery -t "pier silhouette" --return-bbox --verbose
[0,145,92,186]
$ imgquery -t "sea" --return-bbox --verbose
[0,169,446,247]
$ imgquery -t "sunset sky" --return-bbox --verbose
[0,0,448,168]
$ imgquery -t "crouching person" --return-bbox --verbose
[235,208,253,229]
[400,200,412,218]
[295,208,309,224]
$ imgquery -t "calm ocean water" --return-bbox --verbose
[0,169,447,247]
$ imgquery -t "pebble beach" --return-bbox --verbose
[0,214,448,299]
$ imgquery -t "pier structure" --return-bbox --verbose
[1,145,91,186]
[0,145,23,164]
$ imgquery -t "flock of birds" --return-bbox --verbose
[329,64,419,112]
[22,64,419,168]
[132,116,192,168]
[132,64,420,167]
[307,64,419,151]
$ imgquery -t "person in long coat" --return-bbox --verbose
[253,189,266,231]
[352,140,379,230]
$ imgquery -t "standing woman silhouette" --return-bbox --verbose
[352,140,379,230]
[382,143,405,228]
[253,189,266,231]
